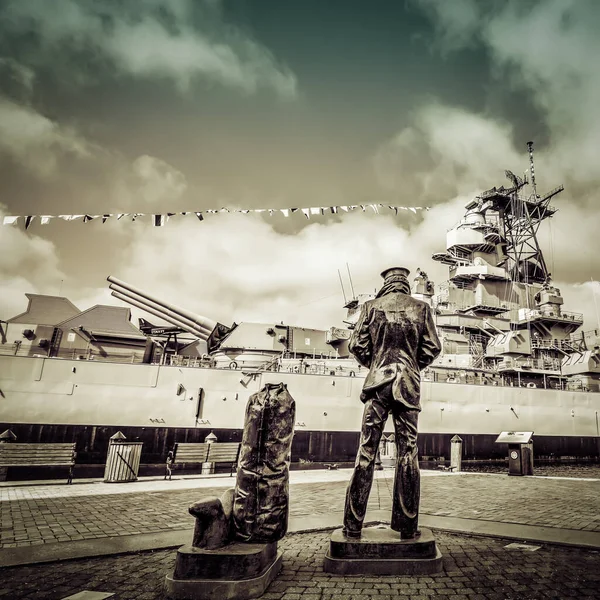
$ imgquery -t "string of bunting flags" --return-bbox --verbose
[2,204,429,229]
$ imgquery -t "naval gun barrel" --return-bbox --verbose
[110,290,210,340]
[107,277,234,353]
[107,276,216,335]
[108,283,212,339]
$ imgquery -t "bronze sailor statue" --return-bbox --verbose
[343,266,441,539]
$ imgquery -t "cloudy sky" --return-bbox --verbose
[1,0,599,331]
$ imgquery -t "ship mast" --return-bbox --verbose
[490,141,564,284]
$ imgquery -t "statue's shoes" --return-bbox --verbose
[400,529,422,540]
[342,527,362,539]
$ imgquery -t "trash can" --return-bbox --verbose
[104,431,143,483]
[494,431,534,476]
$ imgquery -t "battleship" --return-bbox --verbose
[1,143,599,471]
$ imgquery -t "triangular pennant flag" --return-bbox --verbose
[25,216,34,229]
[399,206,408,211]
[240,209,250,214]
[426,207,431,211]
[269,209,275,216]
[68,215,84,221]
[254,209,266,213]
[154,215,166,227]
[83,215,95,223]
[301,208,310,219]
[290,208,299,213]
[359,205,366,212]
[3,216,19,225]
[117,214,126,220]
[310,207,320,215]
[349,205,358,211]
[409,207,417,214]
[195,212,204,221]
[220,208,230,213]
[340,206,348,212]
[102,214,112,223]
[331,207,338,214]
[39,215,53,225]
[281,208,290,217]
[369,204,379,214]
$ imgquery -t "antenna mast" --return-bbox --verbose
[338,270,348,304]
[527,141,538,198]
[346,263,356,300]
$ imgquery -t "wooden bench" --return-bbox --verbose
[206,442,242,476]
[0,443,76,484]
[173,442,241,476]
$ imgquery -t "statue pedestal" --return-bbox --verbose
[165,541,282,600]
[323,526,442,576]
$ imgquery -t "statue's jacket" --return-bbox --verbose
[349,292,441,411]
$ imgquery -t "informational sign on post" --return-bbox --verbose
[495,431,533,444]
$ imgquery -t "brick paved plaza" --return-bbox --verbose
[0,467,599,599]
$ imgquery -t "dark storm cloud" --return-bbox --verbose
[0,0,297,98]
[413,0,600,198]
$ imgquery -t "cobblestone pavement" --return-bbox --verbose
[1,530,598,600]
[1,470,599,548]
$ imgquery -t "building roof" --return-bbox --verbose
[7,294,81,325]
[57,305,144,339]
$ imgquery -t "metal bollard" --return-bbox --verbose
[450,435,463,472]
[0,429,17,482]
[202,431,217,475]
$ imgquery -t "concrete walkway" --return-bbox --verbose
[0,468,599,599]
[1,468,599,567]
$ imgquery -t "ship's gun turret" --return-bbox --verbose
[107,276,233,352]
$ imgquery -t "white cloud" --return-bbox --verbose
[98,205,461,330]
[414,0,600,192]
[111,155,188,208]
[2,0,297,99]
[0,205,67,319]
[374,104,522,203]
[132,156,188,204]
[0,96,92,177]
[0,82,187,203]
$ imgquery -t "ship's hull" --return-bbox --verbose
[1,355,598,465]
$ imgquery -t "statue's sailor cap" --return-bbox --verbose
[380,266,410,280]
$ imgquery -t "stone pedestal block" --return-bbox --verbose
[323,526,442,576]
[165,542,282,600]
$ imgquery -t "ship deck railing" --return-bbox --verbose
[2,348,597,392]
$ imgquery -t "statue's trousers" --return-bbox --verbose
[343,385,420,537]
